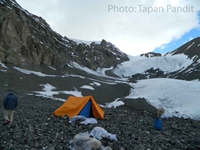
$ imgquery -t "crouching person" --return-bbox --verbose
[3,90,18,126]
[154,107,165,130]
[157,107,165,118]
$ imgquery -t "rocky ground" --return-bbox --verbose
[0,92,200,150]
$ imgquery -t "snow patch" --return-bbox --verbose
[127,78,200,120]
[68,62,125,83]
[0,62,7,68]
[33,84,82,101]
[70,38,101,45]
[40,84,56,91]
[80,85,94,90]
[101,99,124,108]
[90,82,101,87]
[14,67,56,77]
[185,42,195,51]
[48,66,57,70]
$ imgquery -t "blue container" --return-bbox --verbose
[154,117,162,130]
[78,101,91,118]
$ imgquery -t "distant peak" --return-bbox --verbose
[140,52,162,58]
[165,36,200,58]
[100,39,107,47]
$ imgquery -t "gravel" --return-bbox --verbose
[0,93,200,150]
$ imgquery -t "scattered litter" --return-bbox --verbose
[69,115,98,125]
[90,126,118,141]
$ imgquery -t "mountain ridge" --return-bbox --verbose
[1,0,200,119]
[0,0,128,71]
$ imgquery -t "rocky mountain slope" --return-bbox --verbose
[0,0,200,108]
[166,37,200,58]
[111,37,200,81]
[1,0,200,82]
[164,37,200,80]
[0,0,128,71]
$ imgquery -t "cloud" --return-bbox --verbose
[16,0,200,56]
[189,37,194,41]
[161,45,165,50]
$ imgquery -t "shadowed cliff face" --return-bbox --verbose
[0,0,128,70]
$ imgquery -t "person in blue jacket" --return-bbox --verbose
[3,90,18,126]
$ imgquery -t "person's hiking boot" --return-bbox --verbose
[7,125,12,129]
[8,122,13,127]
[3,120,10,126]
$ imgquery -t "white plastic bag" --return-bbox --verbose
[90,126,118,141]
[80,118,97,125]
[69,116,98,125]
[69,116,86,123]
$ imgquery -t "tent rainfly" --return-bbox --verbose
[53,96,104,119]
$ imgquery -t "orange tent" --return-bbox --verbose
[53,95,104,119]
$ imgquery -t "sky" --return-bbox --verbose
[15,0,200,56]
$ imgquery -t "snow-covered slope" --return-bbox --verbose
[2,58,200,120]
[111,37,200,81]
[112,54,193,77]
[69,38,101,45]
[126,78,200,120]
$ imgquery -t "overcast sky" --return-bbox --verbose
[16,0,200,56]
